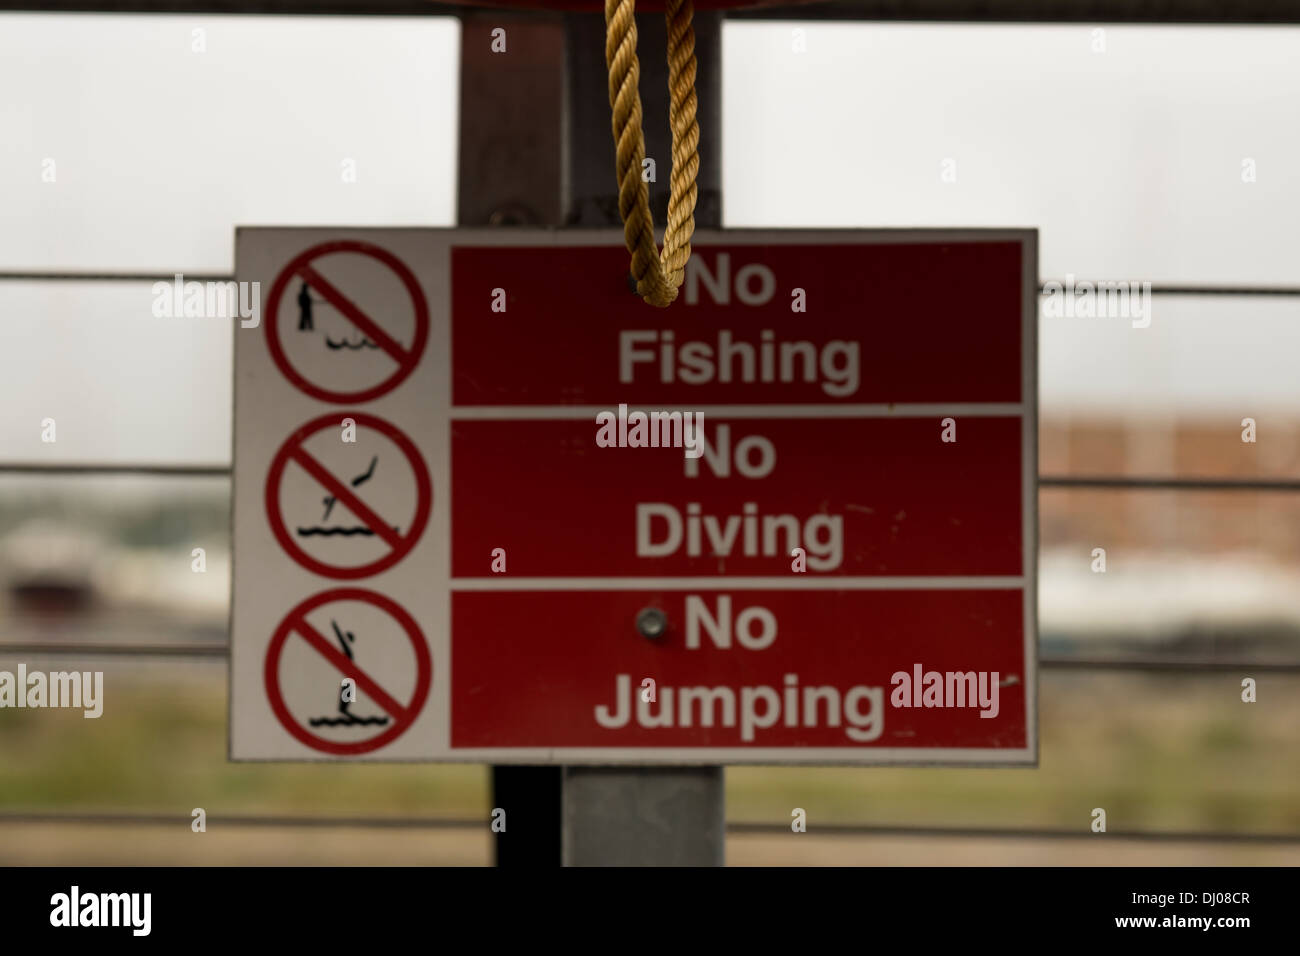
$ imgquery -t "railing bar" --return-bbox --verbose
[2,642,1297,673]
[1042,476,1300,491]
[0,464,231,476]
[0,812,483,829]
[1041,658,1300,673]
[2,271,1300,296]
[0,811,1293,843]
[0,273,235,283]
[0,643,229,657]
[723,823,1300,843]
[1,467,1297,492]
[1037,282,1300,297]
[0,0,1295,24]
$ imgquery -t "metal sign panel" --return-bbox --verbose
[232,227,1037,764]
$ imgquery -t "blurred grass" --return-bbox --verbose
[0,663,1296,838]
[0,661,487,818]
[728,671,1300,833]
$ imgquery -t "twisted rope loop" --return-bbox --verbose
[605,0,700,307]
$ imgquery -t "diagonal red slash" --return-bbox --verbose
[295,263,411,367]
[287,444,405,551]
[288,612,408,721]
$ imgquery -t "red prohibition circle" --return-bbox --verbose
[265,240,429,404]
[264,587,432,756]
[265,411,432,580]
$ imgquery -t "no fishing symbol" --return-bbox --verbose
[265,240,429,403]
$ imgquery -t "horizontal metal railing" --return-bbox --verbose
[2,0,1300,25]
[2,642,1298,673]
[0,811,1295,845]
[0,463,231,477]
[5,464,1300,493]
[3,272,1300,296]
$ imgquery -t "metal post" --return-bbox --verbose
[560,11,726,868]
[459,7,725,867]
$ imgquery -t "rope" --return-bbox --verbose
[605,0,700,308]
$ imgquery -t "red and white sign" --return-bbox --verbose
[234,228,1036,764]
[452,589,1024,751]
[452,417,1021,577]
[265,411,432,580]
[265,588,432,755]
[233,230,443,761]
[266,240,429,404]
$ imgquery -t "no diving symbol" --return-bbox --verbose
[265,411,432,579]
[266,240,429,403]
[265,588,431,756]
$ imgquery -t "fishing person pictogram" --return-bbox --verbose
[296,281,327,331]
[298,279,378,348]
[308,618,392,728]
[266,241,430,404]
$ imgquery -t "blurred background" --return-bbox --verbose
[1,11,1298,864]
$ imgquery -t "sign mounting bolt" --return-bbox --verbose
[636,607,667,640]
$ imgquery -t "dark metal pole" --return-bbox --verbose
[458,10,568,867]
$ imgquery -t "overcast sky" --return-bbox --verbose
[1,15,1298,464]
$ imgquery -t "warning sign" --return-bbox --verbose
[265,240,429,404]
[442,234,1037,764]
[233,227,1036,765]
[233,229,445,761]
[265,411,432,580]
[264,588,431,756]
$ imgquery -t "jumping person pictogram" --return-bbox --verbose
[263,588,432,755]
[308,618,392,728]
